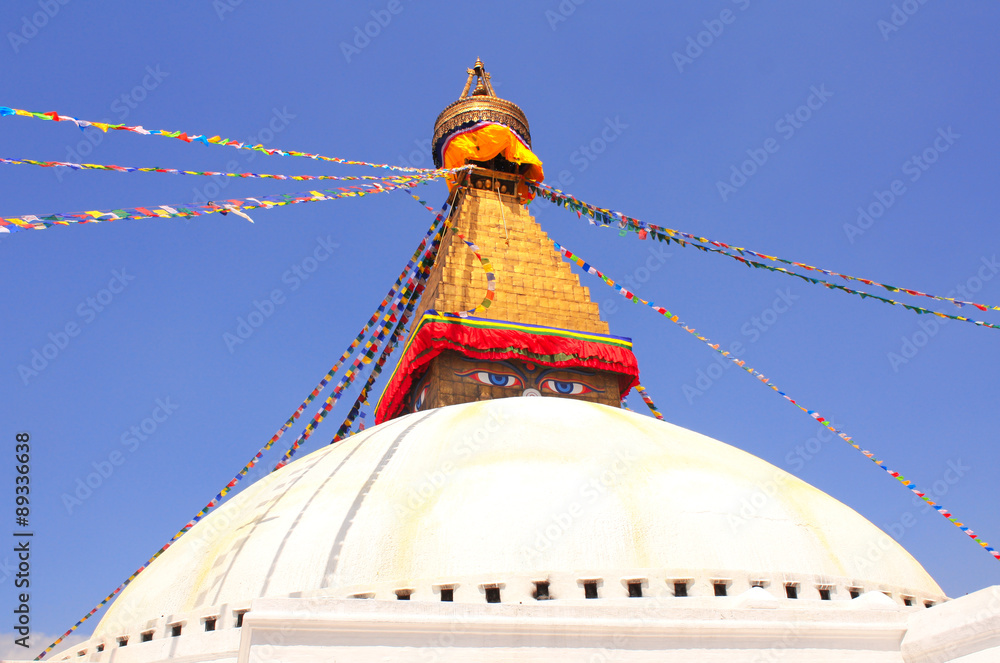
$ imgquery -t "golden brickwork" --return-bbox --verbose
[385,180,626,419]
[414,186,609,334]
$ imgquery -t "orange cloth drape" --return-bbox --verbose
[441,122,544,200]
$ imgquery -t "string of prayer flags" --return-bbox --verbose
[1,175,440,233]
[552,239,1000,565]
[530,181,1000,318]
[410,187,497,318]
[34,203,451,660]
[272,281,416,468]
[329,242,440,446]
[263,207,448,466]
[455,230,496,316]
[336,201,457,435]
[0,105,442,174]
[677,237,1000,330]
[274,202,450,467]
[331,263,438,443]
[635,383,665,421]
[0,155,470,183]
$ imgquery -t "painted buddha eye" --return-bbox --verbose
[455,370,523,388]
[540,379,595,395]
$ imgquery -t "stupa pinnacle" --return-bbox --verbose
[431,58,532,171]
[376,60,639,423]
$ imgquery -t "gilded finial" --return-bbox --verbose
[460,58,495,99]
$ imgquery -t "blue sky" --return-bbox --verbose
[1,0,998,651]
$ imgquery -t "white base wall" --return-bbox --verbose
[32,585,1000,663]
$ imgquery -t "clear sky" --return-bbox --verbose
[1,0,998,653]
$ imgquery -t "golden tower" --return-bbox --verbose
[375,61,638,423]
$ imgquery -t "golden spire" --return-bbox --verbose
[375,61,634,423]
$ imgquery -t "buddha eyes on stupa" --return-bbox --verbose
[455,370,523,388]
[452,368,602,396]
[540,379,598,395]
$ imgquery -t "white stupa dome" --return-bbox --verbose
[93,396,943,643]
